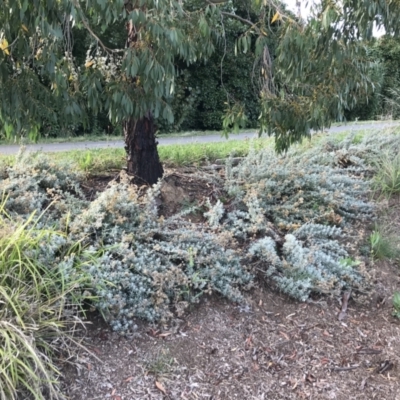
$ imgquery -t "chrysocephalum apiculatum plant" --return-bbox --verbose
[0,152,252,332]
[4,130,400,331]
[68,175,253,332]
[203,132,398,300]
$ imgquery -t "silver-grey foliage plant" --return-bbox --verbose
[204,134,389,300]
[5,131,399,330]
[1,151,252,332]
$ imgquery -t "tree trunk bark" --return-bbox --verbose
[123,6,164,185]
[123,114,164,185]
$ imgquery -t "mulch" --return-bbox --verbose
[61,170,400,400]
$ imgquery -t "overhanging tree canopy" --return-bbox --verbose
[1,0,400,183]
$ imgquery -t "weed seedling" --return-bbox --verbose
[370,228,400,260]
[392,292,400,319]
[146,350,174,376]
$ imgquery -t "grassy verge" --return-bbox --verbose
[332,119,400,127]
[2,127,400,176]
[0,133,123,146]
[0,137,274,175]
[158,137,273,167]
[0,128,391,175]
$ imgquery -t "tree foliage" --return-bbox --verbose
[1,0,400,150]
[0,0,218,138]
[159,11,280,132]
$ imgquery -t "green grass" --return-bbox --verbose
[0,138,274,175]
[146,349,174,376]
[370,226,400,261]
[54,148,126,174]
[372,151,400,198]
[158,137,273,167]
[0,205,89,400]
[0,133,123,146]
[2,118,400,146]
[1,118,400,147]
[0,128,386,175]
[332,119,400,127]
[393,292,400,319]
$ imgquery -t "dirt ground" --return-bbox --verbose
[61,170,400,400]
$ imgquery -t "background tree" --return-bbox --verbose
[343,36,400,122]
[375,36,400,118]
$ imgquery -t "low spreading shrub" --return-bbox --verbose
[69,176,252,331]
[1,153,252,333]
[0,150,86,224]
[204,135,383,299]
[4,130,400,336]
[247,224,362,300]
[224,147,374,231]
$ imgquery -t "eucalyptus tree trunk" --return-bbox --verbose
[124,4,164,185]
[123,115,164,185]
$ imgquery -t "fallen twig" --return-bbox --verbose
[331,364,359,372]
[338,291,351,321]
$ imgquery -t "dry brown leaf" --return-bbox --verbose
[91,347,102,355]
[148,329,159,337]
[158,332,172,338]
[155,381,167,395]
[245,335,253,348]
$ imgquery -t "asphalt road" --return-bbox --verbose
[0,122,399,156]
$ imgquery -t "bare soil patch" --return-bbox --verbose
[158,167,224,220]
[80,174,117,201]
[80,167,225,218]
[61,170,400,400]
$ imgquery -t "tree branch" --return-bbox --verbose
[220,11,257,29]
[2,36,19,52]
[71,0,124,53]
[220,1,296,31]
